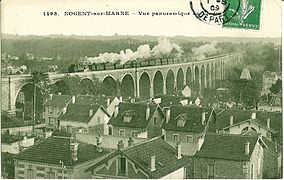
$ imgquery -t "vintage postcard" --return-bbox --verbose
[1,0,282,179]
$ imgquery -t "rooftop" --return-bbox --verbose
[162,105,214,133]
[58,103,109,123]
[43,95,71,107]
[108,102,163,129]
[15,135,109,166]
[194,133,266,161]
[86,137,191,178]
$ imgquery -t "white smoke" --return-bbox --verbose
[85,38,182,64]
[192,42,220,60]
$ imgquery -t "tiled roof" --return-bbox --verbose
[162,105,213,133]
[108,102,163,129]
[74,95,116,108]
[58,103,109,123]
[153,94,196,108]
[194,133,264,161]
[43,95,71,107]
[214,109,279,133]
[15,136,109,166]
[86,137,191,178]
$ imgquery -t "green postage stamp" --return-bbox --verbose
[223,0,262,30]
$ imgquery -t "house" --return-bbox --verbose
[261,137,282,178]
[14,132,109,179]
[162,106,215,155]
[85,137,191,179]
[261,71,281,95]
[211,109,279,141]
[258,93,282,112]
[73,94,122,117]
[58,100,111,135]
[108,102,164,139]
[43,94,71,130]
[193,133,267,179]
[152,94,196,108]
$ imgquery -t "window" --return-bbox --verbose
[250,163,254,179]
[118,157,127,176]
[18,164,25,168]
[18,170,25,174]
[173,134,179,141]
[153,117,157,125]
[97,116,101,124]
[208,164,215,178]
[109,126,113,135]
[27,169,34,179]
[119,129,125,137]
[177,119,186,127]
[131,131,137,137]
[36,167,45,171]
[186,135,193,143]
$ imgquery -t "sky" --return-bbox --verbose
[1,0,281,37]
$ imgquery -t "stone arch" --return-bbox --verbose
[120,74,135,98]
[166,69,175,95]
[51,79,71,95]
[211,63,215,88]
[14,82,43,121]
[186,67,193,89]
[102,76,118,96]
[81,77,96,95]
[153,70,164,95]
[176,68,185,91]
[139,72,151,99]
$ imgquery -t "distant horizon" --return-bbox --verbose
[2,33,281,39]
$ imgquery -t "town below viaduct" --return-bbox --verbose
[1,53,242,114]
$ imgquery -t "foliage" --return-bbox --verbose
[50,74,102,96]
[270,79,282,94]
[1,152,15,179]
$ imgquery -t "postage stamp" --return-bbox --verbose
[189,0,261,30]
[223,0,262,30]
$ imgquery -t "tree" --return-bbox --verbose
[270,79,282,94]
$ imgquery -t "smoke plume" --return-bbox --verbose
[192,42,220,60]
[85,38,183,64]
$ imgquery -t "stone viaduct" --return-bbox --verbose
[1,53,242,115]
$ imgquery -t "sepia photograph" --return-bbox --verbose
[1,0,282,179]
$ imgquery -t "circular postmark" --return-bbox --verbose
[189,0,240,25]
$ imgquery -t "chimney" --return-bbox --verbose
[245,141,250,155]
[89,109,93,117]
[117,140,124,150]
[128,137,134,147]
[58,92,62,95]
[70,142,79,161]
[63,107,67,114]
[176,142,182,159]
[49,94,53,100]
[267,118,270,129]
[107,98,111,106]
[96,133,102,152]
[72,95,76,104]
[114,105,119,117]
[119,96,123,102]
[230,116,234,126]
[165,108,171,123]
[201,112,206,125]
[150,155,156,171]
[131,98,135,103]
[251,111,256,120]
[146,104,150,120]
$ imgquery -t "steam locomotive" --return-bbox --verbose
[67,58,187,73]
